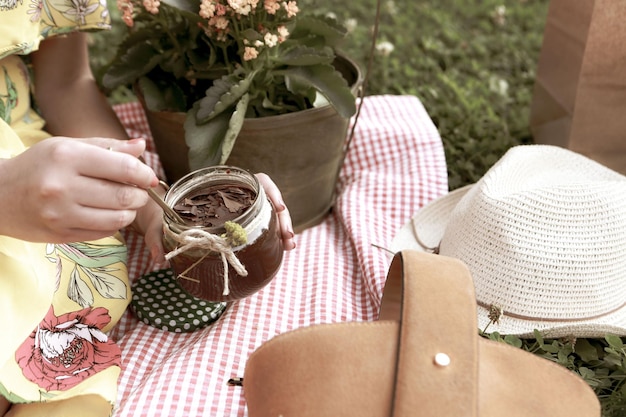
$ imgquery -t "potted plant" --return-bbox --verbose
[102,0,362,231]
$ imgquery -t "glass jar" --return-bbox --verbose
[162,166,284,302]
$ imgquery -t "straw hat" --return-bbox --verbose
[391,145,626,338]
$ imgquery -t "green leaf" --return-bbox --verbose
[541,341,560,354]
[68,266,95,308]
[291,15,348,47]
[102,42,163,89]
[503,334,522,348]
[275,45,334,66]
[195,72,255,123]
[602,353,623,368]
[606,334,625,350]
[5,69,17,105]
[138,77,166,111]
[57,242,127,268]
[282,64,356,118]
[0,100,7,124]
[185,103,232,170]
[138,77,187,112]
[578,367,596,381]
[0,382,27,403]
[557,350,572,367]
[486,331,502,342]
[220,93,249,163]
[240,28,263,43]
[575,339,600,362]
[83,267,129,300]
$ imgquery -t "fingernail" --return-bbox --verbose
[127,138,145,145]
[275,200,286,212]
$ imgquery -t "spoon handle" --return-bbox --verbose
[147,187,186,224]
[136,155,186,224]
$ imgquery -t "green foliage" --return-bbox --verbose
[94,0,357,169]
[486,330,626,416]
[89,0,547,188]
[266,0,549,189]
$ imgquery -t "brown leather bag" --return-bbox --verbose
[243,250,600,416]
[529,0,626,175]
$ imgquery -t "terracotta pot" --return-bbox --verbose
[141,55,363,233]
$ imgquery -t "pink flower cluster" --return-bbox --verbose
[143,0,160,14]
[118,0,160,26]
[117,0,134,26]
[198,0,298,60]
[117,0,299,64]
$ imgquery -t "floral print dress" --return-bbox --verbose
[0,1,131,416]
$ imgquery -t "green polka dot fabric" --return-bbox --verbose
[131,269,228,333]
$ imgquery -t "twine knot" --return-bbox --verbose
[165,227,248,296]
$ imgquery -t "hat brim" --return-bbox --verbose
[390,185,471,253]
[390,185,626,339]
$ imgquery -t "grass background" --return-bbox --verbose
[89,0,549,190]
[89,1,626,415]
[294,0,549,190]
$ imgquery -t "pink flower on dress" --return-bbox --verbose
[15,307,122,392]
[27,0,43,22]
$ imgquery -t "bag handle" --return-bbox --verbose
[379,251,479,417]
[244,250,600,417]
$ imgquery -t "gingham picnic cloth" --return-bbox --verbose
[108,95,448,416]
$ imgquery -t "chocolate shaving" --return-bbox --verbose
[218,190,247,213]
[173,185,256,227]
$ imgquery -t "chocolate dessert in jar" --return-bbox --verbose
[162,166,284,302]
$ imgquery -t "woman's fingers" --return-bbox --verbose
[255,173,296,251]
[70,139,158,190]
[70,176,150,210]
[41,206,139,243]
[0,137,158,243]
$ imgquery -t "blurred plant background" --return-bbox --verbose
[89,0,548,190]
[88,1,626,415]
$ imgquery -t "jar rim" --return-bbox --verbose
[163,165,262,233]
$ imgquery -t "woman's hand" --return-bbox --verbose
[137,172,296,266]
[256,173,296,251]
[0,137,158,243]
[132,182,168,265]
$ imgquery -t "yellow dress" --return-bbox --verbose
[0,1,130,416]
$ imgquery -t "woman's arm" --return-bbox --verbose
[28,32,295,252]
[27,33,170,254]
[0,395,10,416]
[30,31,129,139]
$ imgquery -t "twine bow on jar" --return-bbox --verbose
[164,225,248,296]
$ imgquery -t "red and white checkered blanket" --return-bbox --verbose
[109,95,447,416]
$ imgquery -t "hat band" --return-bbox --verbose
[477,299,626,323]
